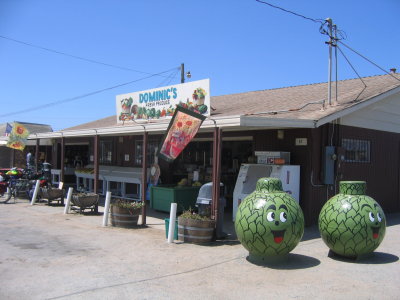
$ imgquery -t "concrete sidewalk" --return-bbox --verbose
[0,198,399,299]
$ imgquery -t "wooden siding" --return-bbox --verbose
[338,125,400,212]
[340,92,400,133]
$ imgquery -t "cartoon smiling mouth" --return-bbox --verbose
[371,227,380,239]
[271,230,286,244]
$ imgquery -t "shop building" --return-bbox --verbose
[27,73,400,225]
[0,122,53,169]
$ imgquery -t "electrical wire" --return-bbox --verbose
[336,45,367,102]
[0,67,177,118]
[0,34,175,78]
[156,68,180,88]
[255,0,324,24]
[338,41,400,82]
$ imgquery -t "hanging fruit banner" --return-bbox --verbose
[6,122,30,150]
[158,106,206,162]
[116,79,210,123]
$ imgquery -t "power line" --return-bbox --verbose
[0,34,175,78]
[338,41,400,82]
[255,0,324,24]
[156,68,180,87]
[336,45,367,102]
[0,67,178,118]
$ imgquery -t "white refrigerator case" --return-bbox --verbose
[232,164,300,221]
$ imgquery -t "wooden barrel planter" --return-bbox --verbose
[178,217,215,243]
[110,206,141,228]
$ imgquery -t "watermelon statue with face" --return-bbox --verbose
[318,181,386,258]
[235,178,304,259]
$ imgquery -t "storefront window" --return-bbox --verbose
[135,140,159,165]
[100,140,113,164]
[342,138,370,163]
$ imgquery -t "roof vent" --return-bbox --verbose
[390,68,396,73]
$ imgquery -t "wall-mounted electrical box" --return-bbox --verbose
[322,146,336,185]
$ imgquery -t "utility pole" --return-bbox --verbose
[326,18,333,107]
[181,63,185,83]
[333,23,338,105]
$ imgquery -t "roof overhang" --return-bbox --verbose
[315,85,400,127]
[30,115,243,139]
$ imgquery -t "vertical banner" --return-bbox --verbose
[6,122,30,151]
[158,106,206,162]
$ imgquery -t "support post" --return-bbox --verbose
[167,203,177,243]
[30,180,41,205]
[93,135,99,194]
[35,138,40,171]
[102,191,112,226]
[141,131,148,225]
[64,187,74,214]
[60,137,65,183]
[212,127,222,237]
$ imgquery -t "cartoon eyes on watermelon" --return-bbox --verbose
[266,206,288,223]
[368,212,382,223]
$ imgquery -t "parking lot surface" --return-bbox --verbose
[0,199,399,299]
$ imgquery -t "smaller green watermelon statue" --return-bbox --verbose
[318,181,386,258]
[235,178,304,260]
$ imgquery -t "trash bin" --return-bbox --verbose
[165,218,178,240]
[196,182,226,238]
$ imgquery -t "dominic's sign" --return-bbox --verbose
[116,79,210,123]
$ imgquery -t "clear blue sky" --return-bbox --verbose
[1,0,399,131]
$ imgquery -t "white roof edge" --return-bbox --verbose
[315,85,400,127]
[31,115,242,139]
[240,116,316,128]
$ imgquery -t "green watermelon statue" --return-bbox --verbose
[235,178,304,260]
[318,181,386,258]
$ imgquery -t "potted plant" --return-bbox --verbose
[110,199,144,228]
[177,208,215,243]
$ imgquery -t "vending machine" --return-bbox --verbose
[232,164,300,221]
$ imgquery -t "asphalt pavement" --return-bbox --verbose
[0,197,399,300]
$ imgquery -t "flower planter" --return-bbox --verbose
[41,187,64,206]
[178,217,215,243]
[110,206,141,228]
[71,193,99,214]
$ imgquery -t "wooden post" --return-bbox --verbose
[93,135,99,194]
[35,138,40,171]
[60,136,65,183]
[141,131,148,225]
[212,127,222,236]
[11,149,15,167]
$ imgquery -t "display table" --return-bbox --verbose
[150,185,201,213]
[75,166,149,199]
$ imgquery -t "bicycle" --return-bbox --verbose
[4,177,32,203]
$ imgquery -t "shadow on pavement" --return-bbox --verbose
[245,253,321,269]
[327,251,399,264]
